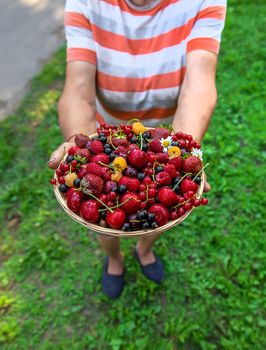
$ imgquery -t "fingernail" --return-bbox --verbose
[47,158,56,164]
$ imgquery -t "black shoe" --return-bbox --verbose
[101,257,125,299]
[134,248,164,284]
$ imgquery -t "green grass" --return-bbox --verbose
[0,2,266,349]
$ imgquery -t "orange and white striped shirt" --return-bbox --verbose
[65,0,227,127]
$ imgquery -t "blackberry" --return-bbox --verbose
[59,184,68,193]
[74,178,81,187]
[66,155,74,163]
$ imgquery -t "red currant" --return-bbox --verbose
[109,192,117,201]
[171,210,178,220]
[139,192,146,201]
[139,184,146,191]
[140,202,147,209]
[50,179,56,185]
[58,176,65,184]
[184,202,193,211]
[148,188,157,197]
[193,199,201,207]
[201,198,209,205]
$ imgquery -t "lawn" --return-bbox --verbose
[0,1,266,349]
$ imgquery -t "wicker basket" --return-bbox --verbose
[54,132,205,238]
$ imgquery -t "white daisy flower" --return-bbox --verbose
[160,136,173,153]
[191,147,203,161]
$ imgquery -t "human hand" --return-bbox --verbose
[47,142,75,169]
[203,172,211,193]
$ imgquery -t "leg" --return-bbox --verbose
[97,235,124,275]
[136,232,163,265]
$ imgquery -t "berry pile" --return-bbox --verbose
[51,121,209,232]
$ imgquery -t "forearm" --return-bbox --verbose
[58,93,96,141]
[172,83,217,143]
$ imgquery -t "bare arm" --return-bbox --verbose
[172,50,218,143]
[48,61,96,168]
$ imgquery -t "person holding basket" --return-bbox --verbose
[48,0,227,299]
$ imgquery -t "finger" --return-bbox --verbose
[203,180,211,193]
[47,143,72,169]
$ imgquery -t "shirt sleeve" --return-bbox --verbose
[64,0,96,64]
[187,0,227,55]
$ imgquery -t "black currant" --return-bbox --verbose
[122,223,131,231]
[104,148,112,155]
[155,166,164,173]
[142,143,148,151]
[194,176,201,184]
[151,222,158,229]
[117,184,127,194]
[142,222,150,230]
[174,185,180,193]
[130,135,138,143]
[66,155,74,163]
[109,153,116,161]
[147,213,155,222]
[137,210,147,220]
[143,131,150,139]
[99,135,107,143]
[174,177,181,184]
[138,173,145,181]
[101,211,107,219]
[171,141,179,146]
[74,178,81,187]
[59,184,68,193]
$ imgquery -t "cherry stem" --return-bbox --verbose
[99,161,114,169]
[172,173,192,191]
[87,193,113,213]
[127,118,140,125]
[192,163,210,181]
[139,132,143,150]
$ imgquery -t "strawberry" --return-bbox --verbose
[158,187,178,208]
[68,146,81,156]
[91,153,109,165]
[106,209,126,229]
[155,171,172,185]
[156,152,169,164]
[182,156,202,175]
[112,137,128,148]
[80,174,104,196]
[120,192,141,214]
[180,179,198,193]
[75,148,91,162]
[128,149,148,169]
[89,140,104,154]
[101,167,112,181]
[148,204,169,226]
[149,127,170,139]
[80,200,100,223]
[67,190,84,212]
[163,164,177,178]
[84,162,102,177]
[149,139,163,153]
[74,134,89,148]
[169,156,183,171]
[118,176,140,192]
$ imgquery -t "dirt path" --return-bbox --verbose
[0,0,65,120]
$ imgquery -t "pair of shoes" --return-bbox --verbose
[101,257,125,299]
[134,248,164,284]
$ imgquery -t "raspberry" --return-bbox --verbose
[89,140,104,154]
[84,162,102,177]
[149,139,163,153]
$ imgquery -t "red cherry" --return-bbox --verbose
[148,204,169,226]
[68,146,81,156]
[128,149,148,169]
[120,192,141,214]
[67,190,84,212]
[155,171,172,186]
[80,200,100,223]
[106,209,126,229]
[180,179,198,193]
[158,187,178,207]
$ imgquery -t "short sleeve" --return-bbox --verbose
[187,0,227,55]
[65,0,96,64]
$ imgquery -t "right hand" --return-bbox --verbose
[47,142,75,169]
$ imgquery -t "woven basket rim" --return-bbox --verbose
[53,130,205,237]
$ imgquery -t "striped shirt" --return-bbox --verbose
[65,0,227,127]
